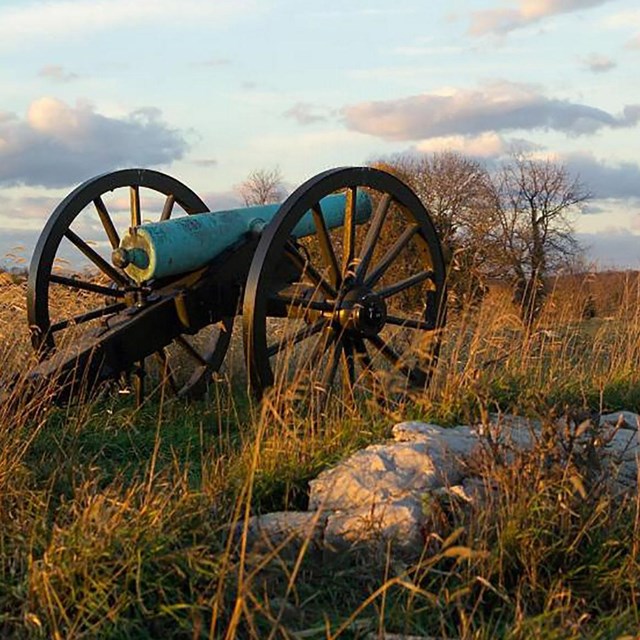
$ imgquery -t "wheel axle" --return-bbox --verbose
[334,288,387,337]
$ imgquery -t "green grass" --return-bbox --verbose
[1,283,640,637]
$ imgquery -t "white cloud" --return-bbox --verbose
[0,194,62,225]
[38,64,79,83]
[469,0,615,36]
[626,34,640,49]
[200,190,243,211]
[414,132,539,158]
[283,103,333,125]
[606,8,640,28]
[519,0,609,19]
[580,53,616,73]
[342,81,640,141]
[192,158,219,168]
[605,9,640,50]
[391,45,464,56]
[0,0,259,47]
[0,97,189,188]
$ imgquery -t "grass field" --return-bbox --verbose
[1,270,640,638]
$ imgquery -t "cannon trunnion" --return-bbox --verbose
[26,167,447,405]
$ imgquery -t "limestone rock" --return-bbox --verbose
[598,421,638,490]
[600,411,640,431]
[483,414,540,450]
[324,498,424,554]
[308,439,464,513]
[240,411,640,561]
[392,421,478,457]
[241,511,325,557]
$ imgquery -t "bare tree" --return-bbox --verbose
[236,167,286,206]
[372,151,590,319]
[372,151,497,307]
[491,153,591,323]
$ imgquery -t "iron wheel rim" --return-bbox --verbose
[27,168,233,399]
[242,166,447,403]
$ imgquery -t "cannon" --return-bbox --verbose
[25,166,447,404]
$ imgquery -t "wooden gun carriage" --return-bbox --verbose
[26,167,447,404]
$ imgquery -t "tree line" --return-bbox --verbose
[236,152,591,323]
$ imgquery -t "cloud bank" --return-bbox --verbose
[577,229,640,269]
[0,97,189,188]
[0,0,258,47]
[414,132,540,158]
[469,0,615,37]
[564,153,640,199]
[342,81,640,141]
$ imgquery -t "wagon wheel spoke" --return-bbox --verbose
[366,334,427,387]
[160,194,176,221]
[353,336,390,402]
[365,223,420,289]
[93,196,120,249]
[353,336,373,371]
[311,202,341,288]
[64,228,129,287]
[130,185,142,227]
[267,319,327,357]
[342,187,357,275]
[155,348,180,396]
[377,270,435,300]
[385,314,436,332]
[270,294,335,314]
[50,302,126,333]
[284,242,337,299]
[318,333,341,393]
[354,193,392,283]
[49,274,126,298]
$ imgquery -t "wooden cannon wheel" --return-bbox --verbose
[27,169,232,401]
[242,166,447,405]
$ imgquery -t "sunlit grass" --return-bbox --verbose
[1,269,640,637]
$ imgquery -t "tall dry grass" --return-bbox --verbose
[0,271,639,637]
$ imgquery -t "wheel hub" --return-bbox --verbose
[336,288,387,337]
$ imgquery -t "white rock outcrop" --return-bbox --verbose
[242,412,640,559]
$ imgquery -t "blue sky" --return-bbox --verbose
[1,0,639,268]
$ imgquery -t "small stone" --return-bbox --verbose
[432,482,477,504]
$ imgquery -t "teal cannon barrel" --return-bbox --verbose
[113,191,372,284]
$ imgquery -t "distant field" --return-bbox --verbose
[1,270,640,638]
